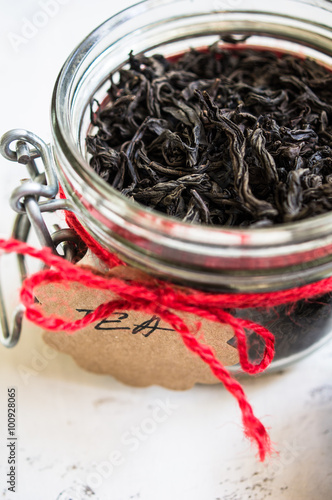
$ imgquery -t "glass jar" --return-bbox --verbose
[3,0,332,371]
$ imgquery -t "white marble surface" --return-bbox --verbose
[0,2,332,499]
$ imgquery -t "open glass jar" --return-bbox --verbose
[1,0,332,374]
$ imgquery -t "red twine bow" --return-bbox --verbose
[2,215,332,461]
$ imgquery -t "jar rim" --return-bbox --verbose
[51,0,332,288]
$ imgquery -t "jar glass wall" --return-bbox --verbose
[50,0,332,371]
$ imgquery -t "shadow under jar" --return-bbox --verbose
[51,0,332,373]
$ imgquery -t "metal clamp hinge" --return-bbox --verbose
[0,129,86,347]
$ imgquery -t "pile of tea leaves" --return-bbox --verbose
[87,44,332,227]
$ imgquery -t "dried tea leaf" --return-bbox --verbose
[87,46,332,227]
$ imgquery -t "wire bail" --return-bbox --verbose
[0,129,83,347]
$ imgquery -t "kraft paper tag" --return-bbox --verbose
[35,253,239,390]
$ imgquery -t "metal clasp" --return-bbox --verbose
[0,129,85,347]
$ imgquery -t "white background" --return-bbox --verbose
[0,1,332,499]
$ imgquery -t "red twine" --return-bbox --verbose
[3,214,332,461]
